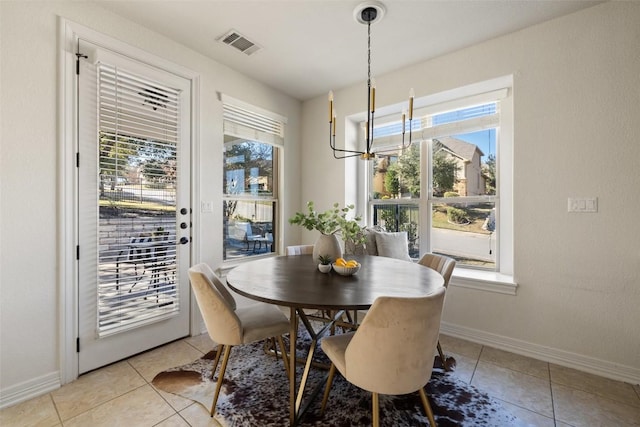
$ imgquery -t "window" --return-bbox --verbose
[221,97,285,261]
[366,80,513,287]
[95,61,184,335]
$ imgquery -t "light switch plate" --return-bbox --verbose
[201,201,214,213]
[568,197,598,213]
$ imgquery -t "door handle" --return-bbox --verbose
[179,237,189,245]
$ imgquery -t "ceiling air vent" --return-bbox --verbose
[218,30,261,56]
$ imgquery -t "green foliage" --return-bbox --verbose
[378,206,409,232]
[99,132,137,178]
[482,154,496,195]
[318,254,333,265]
[384,165,400,195]
[433,151,459,196]
[447,206,470,224]
[444,192,459,198]
[399,221,419,247]
[395,144,421,197]
[288,201,365,244]
[379,144,420,197]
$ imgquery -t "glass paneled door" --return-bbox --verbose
[77,40,191,374]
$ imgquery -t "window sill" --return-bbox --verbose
[450,268,517,295]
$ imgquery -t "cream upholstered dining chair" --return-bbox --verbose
[320,287,446,427]
[285,244,314,255]
[188,263,290,417]
[418,253,456,371]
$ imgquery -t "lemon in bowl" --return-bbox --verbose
[332,258,361,276]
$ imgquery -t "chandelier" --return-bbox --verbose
[329,1,414,160]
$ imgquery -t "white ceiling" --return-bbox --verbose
[94,0,602,101]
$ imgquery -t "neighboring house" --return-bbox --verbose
[433,136,486,196]
[372,136,486,197]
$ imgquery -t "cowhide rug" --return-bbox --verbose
[153,331,519,426]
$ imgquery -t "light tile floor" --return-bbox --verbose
[2,334,639,427]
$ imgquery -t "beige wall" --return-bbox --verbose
[301,1,640,380]
[1,0,639,408]
[0,0,302,401]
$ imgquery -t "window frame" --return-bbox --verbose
[362,77,516,294]
[220,95,286,264]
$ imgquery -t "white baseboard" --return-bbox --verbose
[0,371,60,410]
[440,322,640,385]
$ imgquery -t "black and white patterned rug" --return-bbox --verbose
[153,331,519,426]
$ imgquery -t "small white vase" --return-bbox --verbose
[318,264,332,273]
[312,233,343,265]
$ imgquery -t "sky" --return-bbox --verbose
[455,129,496,159]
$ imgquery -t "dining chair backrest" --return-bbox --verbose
[188,263,243,345]
[344,287,446,396]
[286,245,314,256]
[418,253,456,287]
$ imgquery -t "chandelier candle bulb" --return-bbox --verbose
[409,88,415,120]
[371,78,376,112]
[328,91,334,122]
[402,110,406,133]
[332,112,337,136]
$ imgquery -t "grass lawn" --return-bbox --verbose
[432,204,492,235]
[99,199,175,213]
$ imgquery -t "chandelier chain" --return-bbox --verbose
[367,21,371,84]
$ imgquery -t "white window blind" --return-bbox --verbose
[221,95,285,147]
[99,64,179,144]
[97,62,180,336]
[370,88,507,151]
[421,112,500,141]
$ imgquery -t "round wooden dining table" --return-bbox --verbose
[226,254,444,425]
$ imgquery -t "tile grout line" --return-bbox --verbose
[469,345,484,384]
[548,368,640,410]
[493,396,556,424]
[182,336,211,355]
[145,364,203,425]
[139,340,208,425]
[47,392,64,426]
[58,383,150,425]
[548,363,558,427]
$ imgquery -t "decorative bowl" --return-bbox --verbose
[332,262,361,276]
[318,264,332,273]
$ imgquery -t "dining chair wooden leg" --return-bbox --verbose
[437,340,456,371]
[419,387,437,426]
[437,341,445,362]
[276,335,290,375]
[372,392,380,427]
[320,363,337,414]
[210,344,223,380]
[210,344,232,417]
[265,337,276,357]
